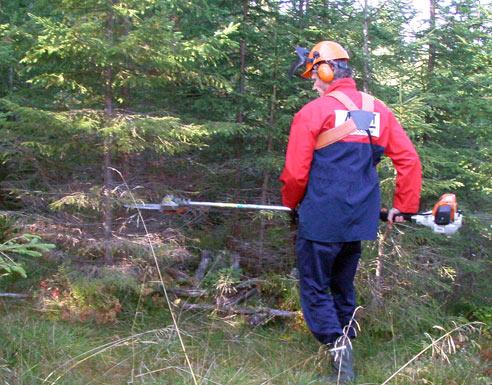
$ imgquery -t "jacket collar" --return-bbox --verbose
[323,78,357,95]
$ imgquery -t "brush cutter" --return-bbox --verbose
[125,193,462,235]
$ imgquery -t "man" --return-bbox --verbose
[280,41,422,382]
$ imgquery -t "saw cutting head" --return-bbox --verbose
[160,195,190,213]
[161,195,182,209]
[123,194,188,212]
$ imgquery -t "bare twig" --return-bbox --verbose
[111,168,199,385]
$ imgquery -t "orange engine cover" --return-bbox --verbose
[432,193,457,224]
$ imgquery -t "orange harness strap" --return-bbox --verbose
[315,91,375,150]
[361,92,375,112]
[328,90,359,110]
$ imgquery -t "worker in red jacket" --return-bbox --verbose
[282,41,422,383]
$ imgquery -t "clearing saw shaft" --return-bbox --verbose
[127,195,291,212]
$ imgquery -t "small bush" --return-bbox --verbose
[38,264,141,323]
[202,267,242,296]
[258,273,300,311]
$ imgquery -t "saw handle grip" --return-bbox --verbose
[379,210,414,222]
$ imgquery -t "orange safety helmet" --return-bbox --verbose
[301,41,349,82]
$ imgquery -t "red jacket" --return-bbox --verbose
[280,78,422,242]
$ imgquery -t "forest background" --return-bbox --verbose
[0,0,491,384]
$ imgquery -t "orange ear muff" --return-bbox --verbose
[317,62,334,83]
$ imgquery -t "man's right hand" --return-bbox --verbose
[289,208,298,245]
[289,208,298,226]
[387,207,403,229]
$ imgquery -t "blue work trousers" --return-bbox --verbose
[296,237,361,345]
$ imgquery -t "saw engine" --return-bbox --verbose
[379,193,462,235]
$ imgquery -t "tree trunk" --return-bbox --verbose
[258,85,276,267]
[258,25,278,268]
[362,0,371,92]
[236,0,249,123]
[371,228,389,308]
[428,0,437,76]
[258,137,273,263]
[231,0,249,242]
[103,83,114,263]
[103,1,116,264]
[8,65,14,93]
[424,0,437,126]
[121,15,131,106]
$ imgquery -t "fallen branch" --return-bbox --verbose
[164,267,192,284]
[236,278,265,289]
[231,252,241,271]
[157,285,258,304]
[224,288,258,306]
[0,292,30,299]
[194,250,213,282]
[181,302,297,319]
[166,287,207,298]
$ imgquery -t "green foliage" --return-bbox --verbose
[471,306,492,326]
[19,0,239,109]
[259,273,300,311]
[0,222,55,278]
[49,189,101,213]
[202,267,242,295]
[0,214,16,242]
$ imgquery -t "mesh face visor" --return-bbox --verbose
[289,46,311,79]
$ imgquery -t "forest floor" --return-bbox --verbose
[1,296,491,385]
[1,257,491,384]
[0,185,491,385]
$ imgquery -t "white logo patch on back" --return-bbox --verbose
[334,110,381,137]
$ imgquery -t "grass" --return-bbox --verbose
[0,220,489,385]
[1,297,490,385]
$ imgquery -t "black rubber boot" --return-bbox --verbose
[326,340,355,384]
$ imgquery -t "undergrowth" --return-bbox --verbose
[1,298,490,385]
[0,189,490,384]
